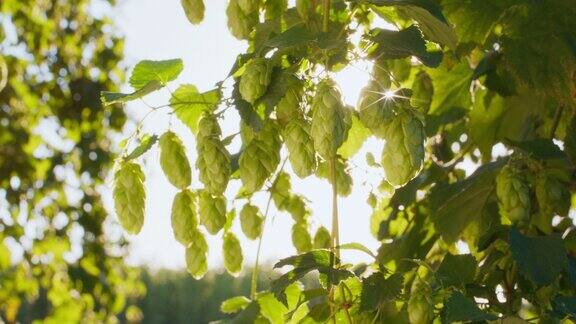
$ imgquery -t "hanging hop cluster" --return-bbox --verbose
[186,229,208,279]
[239,122,281,193]
[199,190,227,234]
[239,58,271,103]
[226,0,258,40]
[240,203,264,240]
[496,165,531,223]
[171,189,197,245]
[113,161,146,234]
[196,113,232,195]
[159,131,192,189]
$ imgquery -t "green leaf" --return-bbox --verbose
[230,301,261,323]
[170,85,222,135]
[509,228,567,286]
[427,62,472,115]
[264,25,317,49]
[101,80,163,106]
[430,161,502,243]
[398,5,457,49]
[505,138,566,160]
[221,296,251,314]
[365,25,442,67]
[360,272,403,311]
[124,134,158,161]
[338,112,371,159]
[565,114,576,164]
[338,242,376,259]
[436,253,477,287]
[129,59,183,89]
[443,291,498,322]
[552,295,576,318]
[271,250,353,305]
[257,293,288,324]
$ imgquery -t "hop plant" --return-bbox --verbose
[357,80,395,136]
[239,58,271,103]
[237,0,258,13]
[113,161,146,234]
[181,0,205,25]
[276,87,303,127]
[186,229,208,279]
[240,203,263,240]
[159,131,192,189]
[223,232,243,275]
[292,222,312,253]
[496,165,530,223]
[296,0,312,21]
[408,292,433,324]
[284,118,316,178]
[264,0,286,19]
[313,226,331,249]
[410,71,433,113]
[381,108,425,186]
[171,189,197,246]
[535,175,570,219]
[311,79,352,159]
[199,190,227,234]
[239,123,281,193]
[316,159,353,196]
[227,0,258,40]
[196,114,231,195]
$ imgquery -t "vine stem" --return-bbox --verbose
[549,105,564,139]
[329,157,340,324]
[322,0,330,33]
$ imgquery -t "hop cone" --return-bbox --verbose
[239,58,271,103]
[113,161,146,234]
[284,118,316,178]
[292,222,312,253]
[408,292,433,324]
[264,0,286,19]
[410,71,433,113]
[496,165,530,223]
[286,195,309,223]
[276,87,302,127]
[311,79,352,159]
[381,109,424,186]
[313,226,331,249]
[227,0,258,40]
[316,159,352,196]
[199,190,227,234]
[186,229,208,279]
[159,131,192,189]
[240,203,263,240]
[171,189,197,246]
[535,175,570,218]
[181,0,205,25]
[237,0,258,13]
[239,123,281,193]
[223,232,243,275]
[357,80,395,136]
[196,114,231,195]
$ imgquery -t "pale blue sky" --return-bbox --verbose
[107,0,392,271]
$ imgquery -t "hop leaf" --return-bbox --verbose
[171,190,197,246]
[113,161,146,234]
[239,123,281,193]
[357,80,395,136]
[181,0,205,25]
[226,0,258,40]
[381,108,425,186]
[159,131,192,189]
[292,222,312,253]
[410,71,433,113]
[240,203,264,240]
[199,190,227,234]
[223,232,243,275]
[284,118,316,178]
[239,58,271,103]
[186,229,208,279]
[311,79,352,159]
[496,165,530,223]
[313,226,331,249]
[196,114,231,195]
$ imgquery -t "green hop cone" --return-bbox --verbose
[264,0,286,19]
[237,0,258,13]
[223,232,243,275]
[496,165,530,223]
[271,171,292,210]
[407,293,433,324]
[159,131,192,189]
[535,175,570,218]
[199,190,227,234]
[410,71,433,113]
[196,114,231,195]
[186,229,208,279]
[284,118,316,178]
[181,0,205,25]
[113,161,146,234]
[292,222,312,253]
[357,80,395,136]
[240,203,263,240]
[311,79,352,159]
[316,159,353,197]
[227,0,258,40]
[239,123,281,193]
[239,58,271,103]
[296,0,312,21]
[286,195,309,223]
[381,109,424,186]
[313,226,331,249]
[171,189,197,246]
[276,87,303,127]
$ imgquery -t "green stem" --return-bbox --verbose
[250,195,272,299]
[340,284,353,324]
[549,105,564,139]
[329,158,340,259]
[322,0,330,33]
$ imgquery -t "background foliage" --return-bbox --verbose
[0,0,143,322]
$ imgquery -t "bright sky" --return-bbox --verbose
[107,0,385,271]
